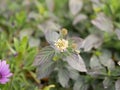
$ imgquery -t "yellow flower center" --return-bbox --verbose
[54,39,68,52]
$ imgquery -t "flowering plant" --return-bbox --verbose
[33,29,89,88]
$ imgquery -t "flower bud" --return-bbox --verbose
[60,28,68,36]
[71,43,77,49]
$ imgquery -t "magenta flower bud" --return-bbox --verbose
[0,60,12,84]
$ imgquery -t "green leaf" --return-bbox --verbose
[29,37,40,47]
[38,20,60,34]
[65,53,87,72]
[19,36,28,53]
[73,80,83,90]
[24,48,37,67]
[36,61,55,79]
[90,55,103,69]
[46,0,54,12]
[15,11,26,26]
[45,31,60,44]
[82,34,103,51]
[91,0,103,13]
[109,0,120,14]
[69,0,83,16]
[89,55,106,76]
[73,14,87,25]
[58,68,70,87]
[99,50,115,70]
[7,42,16,54]
[73,78,88,90]
[103,77,112,89]
[115,29,120,40]
[14,37,19,51]
[33,46,55,66]
[66,66,79,80]
[115,79,120,90]
[19,29,33,39]
[91,13,113,32]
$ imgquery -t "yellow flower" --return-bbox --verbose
[54,39,68,52]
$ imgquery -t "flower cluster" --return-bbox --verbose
[54,39,68,52]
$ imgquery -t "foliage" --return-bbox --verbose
[0,0,120,90]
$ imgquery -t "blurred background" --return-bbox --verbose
[0,0,120,90]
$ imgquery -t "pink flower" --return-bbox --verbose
[0,60,12,84]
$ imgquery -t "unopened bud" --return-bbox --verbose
[71,43,77,49]
[61,28,68,36]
